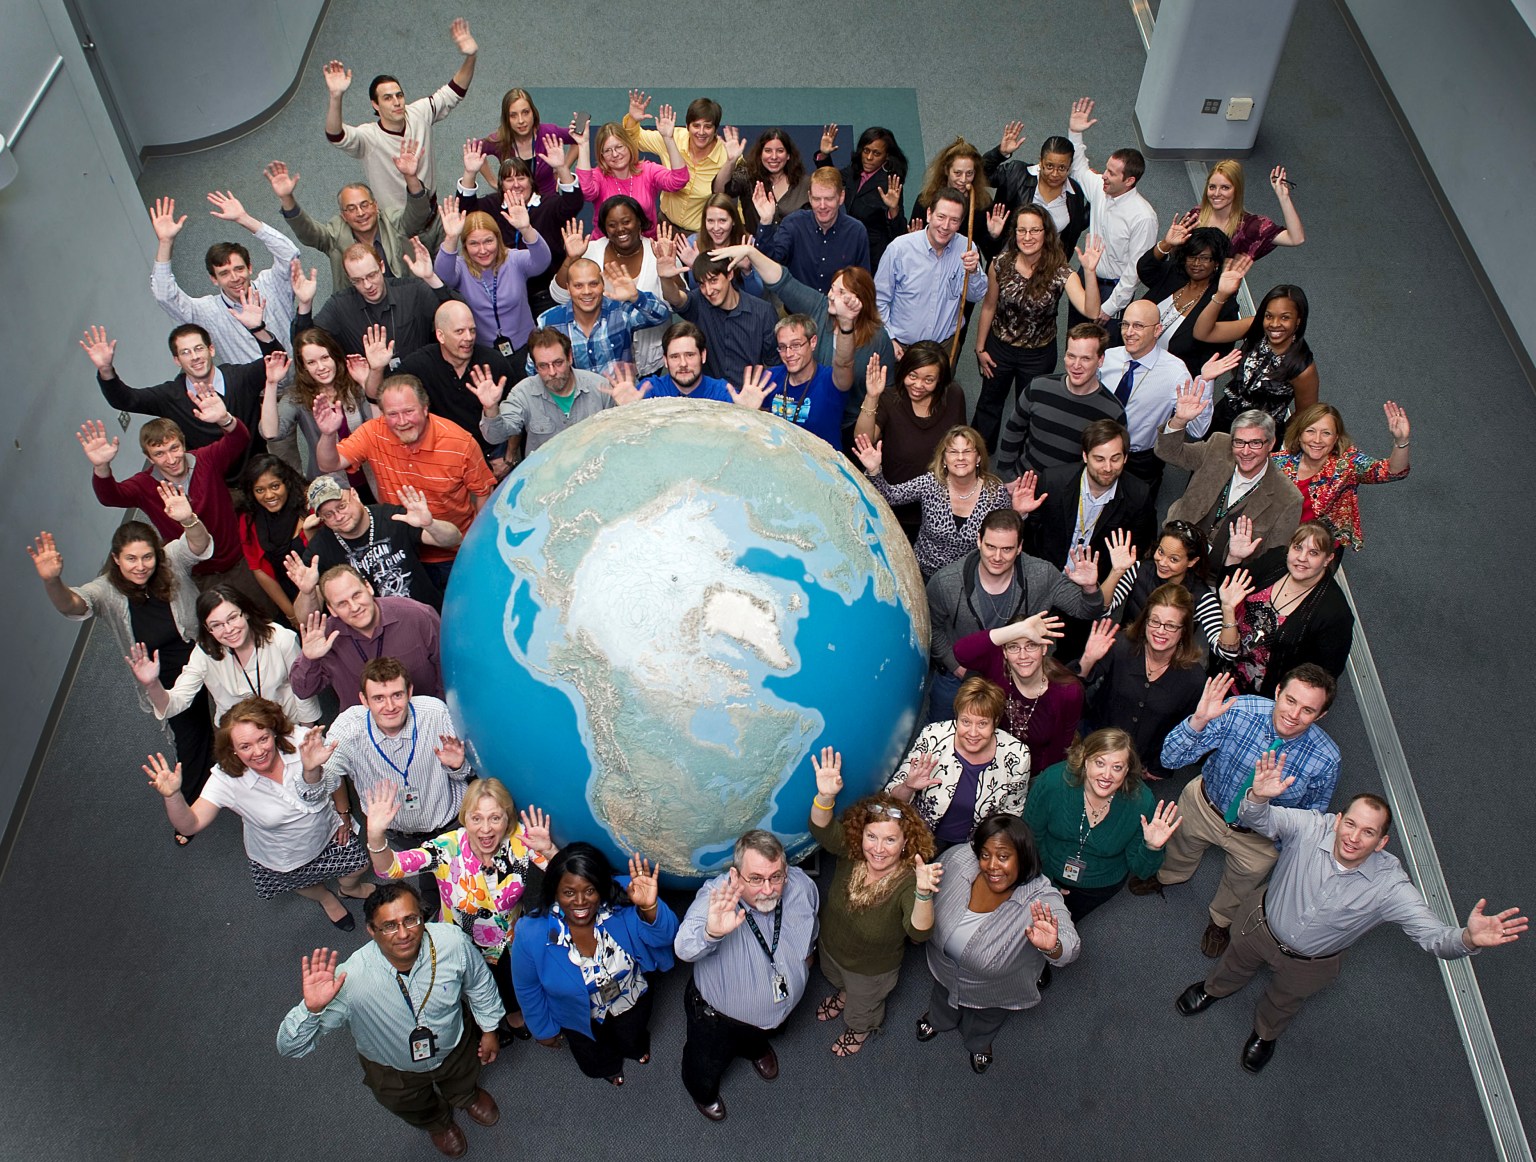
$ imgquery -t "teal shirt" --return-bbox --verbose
[1023,763,1165,890]
[277,922,504,1072]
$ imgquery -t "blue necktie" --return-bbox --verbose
[1114,360,1139,405]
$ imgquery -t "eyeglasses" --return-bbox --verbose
[1003,640,1046,654]
[374,914,424,936]
[867,804,904,819]
[206,610,248,633]
[1038,163,1070,176]
[1145,617,1185,633]
[1120,322,1154,332]
[741,872,788,888]
[777,339,810,353]
[340,199,375,214]
[1016,226,1046,237]
[1231,437,1270,450]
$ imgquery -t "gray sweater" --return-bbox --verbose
[926,549,1104,672]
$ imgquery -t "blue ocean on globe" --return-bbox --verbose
[443,398,929,885]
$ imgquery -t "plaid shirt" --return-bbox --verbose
[1160,695,1340,813]
[532,293,672,375]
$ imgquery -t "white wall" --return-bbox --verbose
[71,0,325,152]
[1342,0,1536,365]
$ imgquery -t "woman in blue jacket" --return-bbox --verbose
[512,843,679,1085]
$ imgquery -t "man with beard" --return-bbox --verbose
[675,830,818,1121]
[277,882,503,1158]
[640,323,734,402]
[289,478,459,615]
[290,565,442,708]
[399,301,518,471]
[475,327,613,463]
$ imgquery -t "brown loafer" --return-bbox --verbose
[429,1121,468,1158]
[750,1047,779,1081]
[1201,921,1231,959]
[1126,874,1162,897]
[463,1088,499,1127]
[694,1097,728,1121]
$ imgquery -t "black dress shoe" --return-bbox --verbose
[750,1047,779,1081]
[1241,1032,1276,1073]
[330,910,355,932]
[1037,964,1053,990]
[969,1051,994,1074]
[1126,874,1162,896]
[915,1014,939,1042]
[1176,981,1219,1016]
[694,1097,728,1122]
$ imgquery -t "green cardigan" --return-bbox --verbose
[1023,763,1166,890]
[810,816,932,975]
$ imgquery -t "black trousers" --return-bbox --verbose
[565,988,655,1079]
[488,947,522,1017]
[1052,876,1124,923]
[680,978,782,1103]
[972,336,1058,454]
[165,688,214,806]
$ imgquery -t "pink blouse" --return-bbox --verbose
[577,162,689,237]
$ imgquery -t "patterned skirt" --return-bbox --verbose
[248,833,370,899]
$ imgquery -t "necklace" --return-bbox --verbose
[1144,653,1171,683]
[1171,283,1205,315]
[1270,577,1314,617]
[949,478,979,501]
[1084,792,1112,826]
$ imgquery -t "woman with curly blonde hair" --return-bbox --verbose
[809,747,944,1057]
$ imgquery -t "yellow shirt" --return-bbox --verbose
[621,117,727,230]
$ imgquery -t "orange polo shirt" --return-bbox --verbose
[336,415,495,562]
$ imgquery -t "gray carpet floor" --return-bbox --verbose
[6,0,1529,1157]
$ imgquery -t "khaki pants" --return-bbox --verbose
[1206,890,1344,1039]
[1157,778,1278,927]
[820,950,902,1034]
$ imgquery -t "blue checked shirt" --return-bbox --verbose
[1160,695,1340,813]
[531,292,672,376]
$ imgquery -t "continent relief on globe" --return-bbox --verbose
[444,399,930,884]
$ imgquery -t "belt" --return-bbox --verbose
[1200,780,1253,834]
[1259,913,1337,962]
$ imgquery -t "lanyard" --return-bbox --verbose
[367,704,418,786]
[235,647,262,698]
[481,268,504,335]
[349,623,387,663]
[741,899,783,964]
[393,930,437,1022]
[1075,798,1106,862]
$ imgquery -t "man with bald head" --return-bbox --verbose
[532,256,671,376]
[1097,298,1212,495]
[294,242,453,362]
[398,300,518,474]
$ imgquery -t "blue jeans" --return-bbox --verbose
[927,668,963,726]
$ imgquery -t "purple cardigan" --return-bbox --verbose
[953,631,1084,771]
[434,235,551,348]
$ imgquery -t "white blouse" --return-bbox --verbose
[156,625,321,724]
[198,738,340,871]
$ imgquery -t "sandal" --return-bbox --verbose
[816,992,846,1022]
[173,831,192,846]
[605,1074,624,1087]
[636,1054,651,1065]
[831,1027,877,1057]
[915,1015,939,1042]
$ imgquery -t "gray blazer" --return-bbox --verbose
[1156,427,1302,569]
[926,844,1079,1011]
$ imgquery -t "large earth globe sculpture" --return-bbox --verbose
[443,398,929,885]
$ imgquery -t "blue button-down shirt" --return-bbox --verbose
[1160,695,1340,813]
[873,229,989,345]
[756,208,871,293]
[532,292,672,376]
